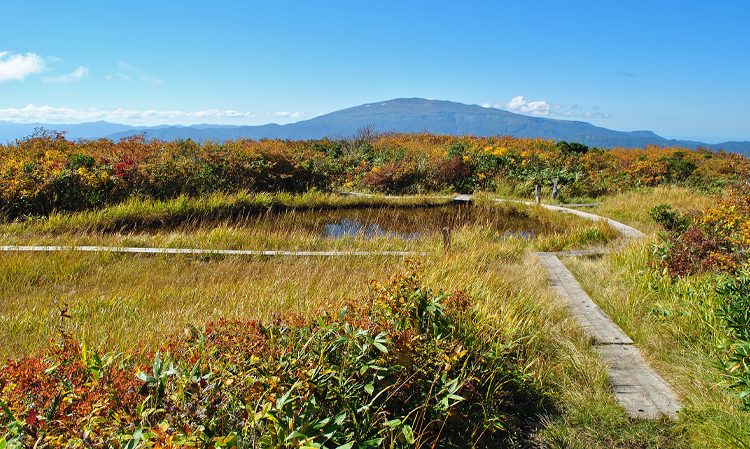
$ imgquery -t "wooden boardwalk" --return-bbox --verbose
[538,253,681,418]
[494,198,646,240]
[530,201,681,419]
[0,245,427,257]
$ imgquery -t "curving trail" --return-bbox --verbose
[521,200,681,419]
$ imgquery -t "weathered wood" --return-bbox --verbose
[551,178,559,200]
[453,194,473,204]
[598,345,682,418]
[561,203,599,208]
[494,199,645,240]
[338,191,375,198]
[442,227,451,249]
[534,248,616,257]
[537,253,682,419]
[0,246,428,257]
[534,185,541,204]
[538,254,633,344]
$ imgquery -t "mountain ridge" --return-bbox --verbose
[1,98,747,154]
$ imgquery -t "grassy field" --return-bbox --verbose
[0,187,747,447]
[559,186,750,447]
[0,195,611,360]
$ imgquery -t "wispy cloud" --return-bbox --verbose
[0,52,45,82]
[42,66,89,83]
[484,95,611,119]
[560,110,611,119]
[115,62,164,85]
[275,111,304,118]
[0,105,256,124]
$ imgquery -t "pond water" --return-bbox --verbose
[242,204,556,240]
[322,219,420,240]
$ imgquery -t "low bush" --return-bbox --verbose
[651,180,750,426]
[0,130,745,219]
[0,263,549,448]
[716,276,750,411]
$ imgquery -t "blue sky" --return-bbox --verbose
[1,0,748,143]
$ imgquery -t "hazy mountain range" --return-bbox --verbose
[1,98,748,154]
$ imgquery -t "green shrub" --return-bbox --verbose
[0,265,549,447]
[716,276,750,410]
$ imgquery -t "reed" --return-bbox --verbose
[0,191,714,447]
[563,240,750,447]
[588,185,715,235]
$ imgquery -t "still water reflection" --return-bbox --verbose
[323,219,420,240]
[306,205,551,240]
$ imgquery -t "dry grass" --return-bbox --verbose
[0,191,706,446]
[0,251,405,359]
[0,199,609,362]
[533,185,745,447]
[563,242,750,447]
[588,185,715,235]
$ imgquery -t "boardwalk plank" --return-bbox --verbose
[537,253,681,418]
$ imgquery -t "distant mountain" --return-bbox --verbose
[0,120,137,141]
[2,98,748,154]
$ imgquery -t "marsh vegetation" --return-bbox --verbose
[0,130,748,447]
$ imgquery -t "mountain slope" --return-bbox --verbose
[0,120,136,142]
[2,98,748,153]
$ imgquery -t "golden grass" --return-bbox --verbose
[0,251,403,359]
[564,241,750,447]
[0,199,608,360]
[0,191,707,446]
[588,185,716,235]
[0,191,453,235]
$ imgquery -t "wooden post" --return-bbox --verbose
[551,178,559,200]
[442,227,451,250]
[535,184,541,205]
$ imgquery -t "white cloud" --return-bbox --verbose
[0,52,45,82]
[488,95,611,119]
[0,105,257,125]
[492,96,560,116]
[275,111,304,118]
[42,66,89,83]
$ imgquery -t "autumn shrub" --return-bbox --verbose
[0,265,549,448]
[650,179,750,418]
[0,130,746,218]
[715,276,750,410]
[652,182,750,277]
[361,161,425,194]
[430,156,474,192]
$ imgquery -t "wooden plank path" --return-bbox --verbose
[494,199,646,240]
[538,253,633,345]
[537,253,681,418]
[559,202,599,208]
[529,201,681,419]
[453,194,473,204]
[0,245,428,257]
[534,248,616,257]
